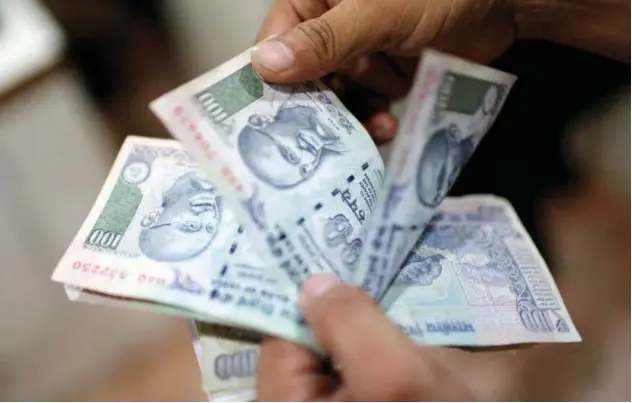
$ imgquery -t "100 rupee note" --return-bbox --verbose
[151,48,384,285]
[382,196,580,346]
[50,45,583,400]
[51,136,241,323]
[193,194,582,399]
[195,323,259,397]
[354,50,517,299]
[49,135,314,347]
[189,322,257,402]
[51,135,579,353]
[49,135,580,402]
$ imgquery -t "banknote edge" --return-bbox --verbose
[50,135,166,284]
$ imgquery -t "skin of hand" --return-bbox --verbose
[252,0,630,143]
[256,273,503,401]
[253,1,629,399]
[252,0,516,143]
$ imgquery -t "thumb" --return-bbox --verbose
[300,273,423,400]
[252,1,386,83]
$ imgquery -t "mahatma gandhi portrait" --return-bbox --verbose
[138,171,221,262]
[237,103,346,189]
[416,85,501,208]
[415,123,470,208]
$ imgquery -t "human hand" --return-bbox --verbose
[252,0,516,144]
[256,273,506,401]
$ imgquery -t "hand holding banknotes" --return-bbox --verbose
[253,0,629,142]
[258,273,476,401]
[51,0,628,399]
[252,0,515,142]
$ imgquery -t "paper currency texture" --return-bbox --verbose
[151,48,384,285]
[354,49,517,300]
[51,44,583,400]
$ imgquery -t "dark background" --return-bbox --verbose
[453,41,629,262]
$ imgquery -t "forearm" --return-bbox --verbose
[514,0,630,62]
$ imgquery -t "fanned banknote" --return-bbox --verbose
[50,136,313,346]
[189,322,257,402]
[383,196,579,346]
[51,136,241,323]
[151,48,384,285]
[51,45,582,399]
[50,137,580,401]
[190,197,580,400]
[354,50,517,300]
[190,196,580,400]
[50,135,580,349]
[194,323,259,398]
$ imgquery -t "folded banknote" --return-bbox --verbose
[51,45,580,399]
[50,135,580,401]
[51,135,579,349]
[150,47,384,286]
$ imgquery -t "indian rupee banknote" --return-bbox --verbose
[50,136,312,345]
[51,136,241,323]
[151,48,384,285]
[193,323,259,399]
[192,195,581,399]
[49,134,311,349]
[381,195,579,346]
[50,46,581,398]
[50,135,273,400]
[189,322,257,402]
[50,137,579,399]
[50,136,579,348]
[353,50,517,299]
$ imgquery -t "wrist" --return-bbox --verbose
[511,0,630,61]
[512,0,576,41]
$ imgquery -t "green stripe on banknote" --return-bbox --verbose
[194,64,263,126]
[436,72,505,116]
[85,179,142,250]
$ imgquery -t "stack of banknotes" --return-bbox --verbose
[51,48,580,401]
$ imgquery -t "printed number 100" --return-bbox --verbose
[87,229,122,249]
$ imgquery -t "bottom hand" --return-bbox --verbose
[257,273,478,401]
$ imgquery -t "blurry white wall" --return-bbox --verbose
[0,0,176,399]
[164,0,275,79]
[0,1,296,399]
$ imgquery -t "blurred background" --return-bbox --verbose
[0,0,628,400]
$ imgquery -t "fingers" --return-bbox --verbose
[323,73,399,142]
[337,55,411,100]
[256,0,330,42]
[254,1,411,144]
[300,273,424,400]
[365,111,399,144]
[257,336,338,401]
[300,273,475,401]
[252,0,389,83]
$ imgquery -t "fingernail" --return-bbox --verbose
[252,39,294,72]
[302,273,341,298]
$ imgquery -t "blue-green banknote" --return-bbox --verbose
[52,138,579,398]
[52,48,579,400]
[151,48,384,286]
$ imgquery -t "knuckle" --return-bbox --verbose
[296,17,338,62]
